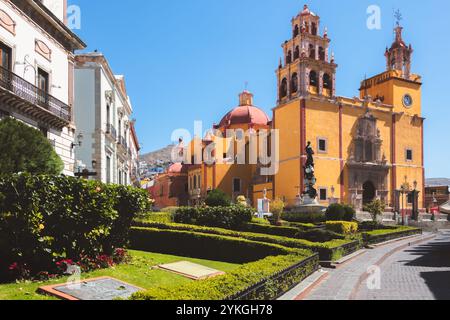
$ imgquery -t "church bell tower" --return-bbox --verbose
[277,5,337,104]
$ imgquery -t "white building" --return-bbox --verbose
[0,0,86,175]
[74,52,140,186]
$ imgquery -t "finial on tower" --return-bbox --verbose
[394,9,402,26]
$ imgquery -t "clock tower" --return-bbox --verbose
[360,22,422,116]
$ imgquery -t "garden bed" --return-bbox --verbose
[0,250,240,300]
[130,223,360,262]
[361,226,422,246]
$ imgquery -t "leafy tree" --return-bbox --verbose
[364,199,386,222]
[205,189,231,207]
[270,199,285,225]
[0,117,64,175]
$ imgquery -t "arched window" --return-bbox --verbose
[280,78,288,98]
[309,44,315,59]
[311,22,317,35]
[291,73,298,93]
[323,73,332,90]
[309,71,318,87]
[319,47,325,61]
[286,50,292,64]
[294,46,300,60]
[293,25,299,37]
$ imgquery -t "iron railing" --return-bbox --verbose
[106,123,117,140]
[226,254,319,300]
[0,65,71,122]
[118,135,128,149]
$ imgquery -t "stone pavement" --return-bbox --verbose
[355,230,450,300]
[300,232,442,300]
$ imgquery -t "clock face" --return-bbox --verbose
[403,94,413,108]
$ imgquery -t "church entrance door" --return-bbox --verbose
[363,181,376,205]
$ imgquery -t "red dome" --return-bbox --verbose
[167,163,185,174]
[217,91,270,128]
[219,105,270,128]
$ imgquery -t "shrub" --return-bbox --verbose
[297,229,345,243]
[364,200,386,222]
[325,204,345,221]
[130,222,359,262]
[205,189,231,207]
[130,227,295,264]
[131,252,318,300]
[173,206,253,229]
[326,221,359,235]
[270,199,285,225]
[0,174,150,281]
[135,212,173,224]
[236,195,248,207]
[160,207,179,215]
[0,117,64,175]
[282,212,326,224]
[362,226,422,246]
[251,217,270,225]
[237,223,300,238]
[343,205,356,221]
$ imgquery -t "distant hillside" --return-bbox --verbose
[140,145,175,166]
[426,178,450,187]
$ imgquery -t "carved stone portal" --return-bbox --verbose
[347,110,390,211]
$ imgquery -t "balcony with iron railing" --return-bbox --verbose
[0,65,71,128]
[105,123,117,141]
[118,135,128,149]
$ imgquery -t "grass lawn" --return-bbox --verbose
[0,250,240,300]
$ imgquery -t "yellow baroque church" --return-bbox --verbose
[164,4,424,213]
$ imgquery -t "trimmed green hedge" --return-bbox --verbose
[131,252,319,300]
[282,212,326,224]
[362,226,422,246]
[135,212,173,224]
[130,227,296,264]
[173,206,253,229]
[130,222,359,262]
[0,174,150,280]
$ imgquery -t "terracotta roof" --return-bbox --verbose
[218,105,270,128]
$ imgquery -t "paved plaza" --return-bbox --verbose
[301,231,450,300]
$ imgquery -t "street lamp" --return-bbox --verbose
[71,132,84,149]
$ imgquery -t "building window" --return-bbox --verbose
[309,44,315,59]
[291,73,298,93]
[309,71,318,87]
[318,47,325,61]
[323,73,332,90]
[317,138,327,153]
[0,42,12,71]
[280,78,288,98]
[311,22,318,35]
[406,149,413,162]
[293,25,299,37]
[294,46,300,60]
[286,50,292,64]
[319,188,328,201]
[233,178,241,193]
[37,68,49,93]
[106,156,111,184]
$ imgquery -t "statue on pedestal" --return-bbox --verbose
[303,142,318,204]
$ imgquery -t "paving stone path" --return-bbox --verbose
[303,231,450,300]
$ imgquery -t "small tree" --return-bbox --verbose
[364,199,386,223]
[271,199,285,226]
[0,118,63,175]
[205,189,231,207]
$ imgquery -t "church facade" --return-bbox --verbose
[153,4,425,213]
[272,5,424,211]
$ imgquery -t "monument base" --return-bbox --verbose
[290,196,327,214]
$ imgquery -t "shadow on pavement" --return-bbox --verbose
[420,271,450,300]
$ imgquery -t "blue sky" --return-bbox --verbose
[72,0,450,178]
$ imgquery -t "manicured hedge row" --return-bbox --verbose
[0,174,150,279]
[135,212,173,224]
[282,212,326,224]
[129,227,296,264]
[173,206,253,229]
[326,221,359,235]
[362,226,422,246]
[131,222,359,262]
[131,252,319,300]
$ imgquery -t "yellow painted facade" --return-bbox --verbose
[176,5,425,213]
